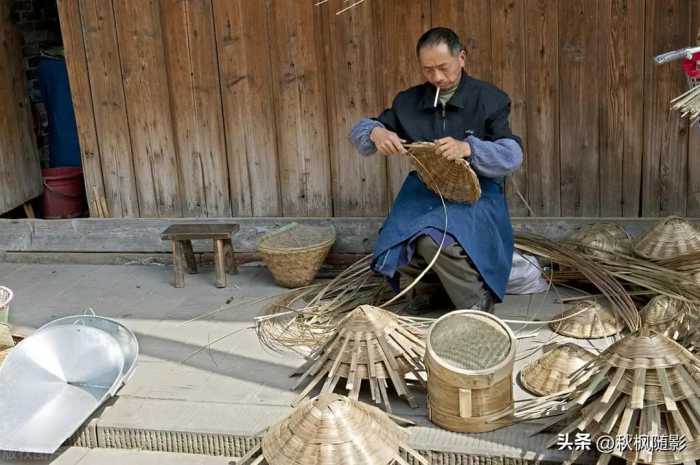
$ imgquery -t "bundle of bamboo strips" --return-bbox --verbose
[671,85,700,126]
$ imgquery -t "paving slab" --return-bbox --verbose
[0,262,609,463]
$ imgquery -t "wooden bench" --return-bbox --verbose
[161,224,240,288]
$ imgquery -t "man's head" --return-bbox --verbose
[416,27,465,90]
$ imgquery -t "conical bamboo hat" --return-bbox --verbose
[545,331,700,464]
[293,305,427,412]
[404,142,481,204]
[568,223,632,258]
[634,216,700,260]
[520,343,595,396]
[550,300,625,339]
[640,295,693,338]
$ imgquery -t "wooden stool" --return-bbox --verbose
[161,224,240,288]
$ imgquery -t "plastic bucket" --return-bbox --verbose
[41,167,85,219]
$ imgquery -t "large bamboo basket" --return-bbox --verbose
[257,223,336,288]
[403,142,481,204]
[424,310,516,433]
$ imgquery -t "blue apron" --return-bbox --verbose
[372,172,513,301]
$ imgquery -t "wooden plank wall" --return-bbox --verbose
[55,0,699,218]
[0,2,42,215]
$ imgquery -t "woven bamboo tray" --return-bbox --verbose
[238,393,428,465]
[403,142,481,203]
[257,223,335,288]
[424,310,516,433]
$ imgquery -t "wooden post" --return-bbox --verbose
[172,240,185,288]
[214,239,226,288]
[182,240,197,274]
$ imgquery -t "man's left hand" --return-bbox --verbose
[434,137,471,161]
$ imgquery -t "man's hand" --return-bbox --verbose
[370,127,407,155]
[434,137,471,161]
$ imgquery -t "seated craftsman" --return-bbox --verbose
[349,27,523,313]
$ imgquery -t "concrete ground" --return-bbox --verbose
[0,261,612,464]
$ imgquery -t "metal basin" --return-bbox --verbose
[0,325,125,453]
[36,315,138,387]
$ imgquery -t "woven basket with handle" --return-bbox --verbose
[257,223,336,288]
[404,142,481,203]
[424,310,515,433]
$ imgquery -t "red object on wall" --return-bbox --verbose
[682,52,700,78]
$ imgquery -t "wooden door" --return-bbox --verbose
[0,4,42,215]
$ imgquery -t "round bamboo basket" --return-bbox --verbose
[257,223,336,288]
[640,295,692,338]
[0,286,12,323]
[403,142,481,204]
[424,310,516,433]
[634,216,700,260]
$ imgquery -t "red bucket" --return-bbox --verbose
[41,167,85,219]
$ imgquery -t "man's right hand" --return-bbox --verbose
[370,127,407,155]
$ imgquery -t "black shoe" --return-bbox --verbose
[476,289,495,313]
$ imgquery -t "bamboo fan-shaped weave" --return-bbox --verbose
[238,393,428,465]
[403,142,481,203]
[550,300,625,339]
[568,223,632,258]
[520,343,595,397]
[671,85,700,125]
[634,216,700,261]
[544,331,700,465]
[292,305,428,412]
[640,295,694,339]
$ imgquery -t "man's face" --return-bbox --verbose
[418,43,465,90]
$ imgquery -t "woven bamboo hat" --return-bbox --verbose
[519,343,595,396]
[239,393,427,465]
[257,223,336,288]
[568,223,632,258]
[403,142,481,203]
[634,216,700,260]
[640,295,693,338]
[548,331,700,464]
[550,300,625,339]
[292,305,426,411]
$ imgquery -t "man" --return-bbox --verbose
[349,27,523,313]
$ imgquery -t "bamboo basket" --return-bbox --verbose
[0,286,12,323]
[634,216,700,261]
[568,222,632,258]
[550,299,624,339]
[257,223,336,288]
[424,310,516,433]
[640,295,693,339]
[403,142,481,203]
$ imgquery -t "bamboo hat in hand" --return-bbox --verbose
[403,142,481,203]
[239,393,427,465]
[634,216,700,260]
[519,343,595,396]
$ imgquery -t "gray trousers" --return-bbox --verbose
[399,235,487,309]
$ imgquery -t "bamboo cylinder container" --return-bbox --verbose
[424,310,516,433]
